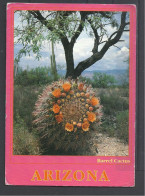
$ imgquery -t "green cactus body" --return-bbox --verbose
[33,79,102,155]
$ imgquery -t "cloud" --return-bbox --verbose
[55,53,65,65]
[23,56,34,60]
[88,45,129,71]
[41,56,50,62]
[73,37,93,64]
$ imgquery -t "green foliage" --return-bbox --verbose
[13,115,40,155]
[119,66,129,88]
[100,114,117,137]
[98,88,129,143]
[14,85,43,129]
[14,67,54,86]
[80,73,117,88]
[100,110,129,143]
[79,76,92,85]
[99,90,129,115]
[116,110,129,143]
[92,73,117,88]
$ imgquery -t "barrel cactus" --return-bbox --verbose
[33,79,102,155]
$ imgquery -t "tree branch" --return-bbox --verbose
[70,12,87,46]
[29,11,53,31]
[113,45,122,50]
[125,22,130,25]
[74,12,129,77]
[83,11,113,19]
[87,18,100,54]
[69,11,110,46]
[29,11,70,49]
[29,11,69,41]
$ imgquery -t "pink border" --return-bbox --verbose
[6,3,136,186]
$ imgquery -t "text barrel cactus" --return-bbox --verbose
[33,79,102,155]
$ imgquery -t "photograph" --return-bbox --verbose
[13,10,130,156]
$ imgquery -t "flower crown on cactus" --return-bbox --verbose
[33,79,102,134]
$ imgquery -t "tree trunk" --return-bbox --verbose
[64,45,75,78]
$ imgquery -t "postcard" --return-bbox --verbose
[5,3,136,186]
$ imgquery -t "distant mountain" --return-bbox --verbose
[82,69,126,79]
[58,69,127,78]
[58,69,128,85]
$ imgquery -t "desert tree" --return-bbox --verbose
[14,11,129,78]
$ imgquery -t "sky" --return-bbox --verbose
[14,11,129,71]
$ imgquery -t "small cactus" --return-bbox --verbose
[33,79,102,155]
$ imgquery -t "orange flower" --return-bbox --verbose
[82,121,90,131]
[87,112,96,122]
[55,114,63,123]
[52,88,61,98]
[62,83,71,92]
[78,83,84,91]
[65,123,74,132]
[53,104,60,113]
[90,97,99,106]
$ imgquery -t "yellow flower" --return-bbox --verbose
[67,95,70,99]
[52,88,61,98]
[53,104,60,114]
[76,93,80,97]
[90,97,99,106]
[65,123,74,132]
[55,114,63,123]
[82,121,90,131]
[62,83,71,92]
[87,112,96,122]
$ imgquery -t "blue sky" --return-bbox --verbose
[14,11,129,71]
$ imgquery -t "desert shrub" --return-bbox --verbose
[14,67,54,86]
[80,73,117,88]
[100,114,117,136]
[99,91,129,115]
[91,73,117,88]
[97,88,129,143]
[119,66,129,88]
[79,76,92,85]
[100,110,129,143]
[116,110,129,143]
[119,87,129,97]
[13,115,40,155]
[14,85,43,130]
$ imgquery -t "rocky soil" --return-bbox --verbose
[91,132,128,156]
